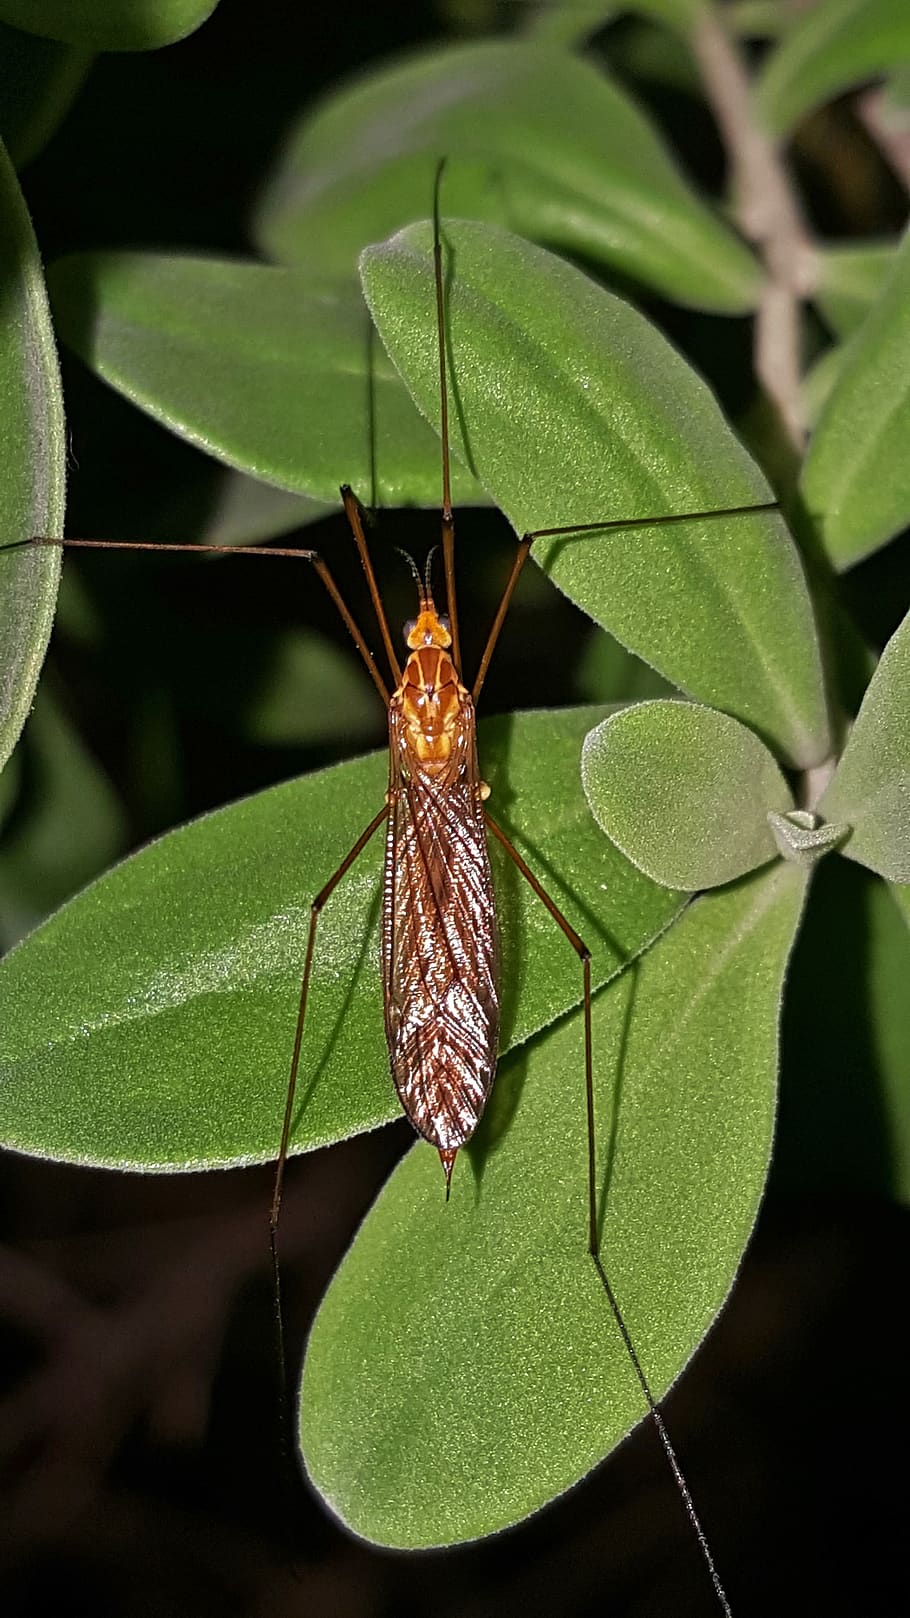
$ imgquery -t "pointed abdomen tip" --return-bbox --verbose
[439,1147,458,1199]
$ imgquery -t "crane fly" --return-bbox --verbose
[15,165,781,1617]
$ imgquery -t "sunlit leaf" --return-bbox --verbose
[362,219,830,768]
[582,700,793,889]
[47,253,484,508]
[302,861,807,1546]
[0,707,682,1167]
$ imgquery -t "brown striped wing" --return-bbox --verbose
[381,702,500,1153]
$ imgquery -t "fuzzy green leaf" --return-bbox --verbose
[362,220,830,768]
[47,253,484,508]
[301,861,807,1547]
[0,138,65,776]
[0,707,682,1168]
[803,226,910,569]
[256,40,760,313]
[0,0,219,50]
[819,610,910,881]
[581,700,793,889]
[755,0,910,137]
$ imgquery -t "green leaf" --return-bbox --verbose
[191,470,330,547]
[245,630,378,750]
[815,241,897,338]
[0,23,91,168]
[0,0,219,51]
[256,40,760,314]
[819,610,910,882]
[802,342,845,426]
[802,226,910,570]
[0,707,682,1168]
[47,253,484,508]
[582,700,793,889]
[766,808,847,866]
[362,220,831,768]
[755,0,910,137]
[0,138,65,777]
[0,683,126,948]
[301,861,807,1547]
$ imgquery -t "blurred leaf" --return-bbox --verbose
[802,226,910,569]
[819,609,910,881]
[521,0,617,46]
[0,23,91,168]
[0,138,65,776]
[47,253,485,508]
[576,626,671,703]
[582,700,793,889]
[301,861,807,1547]
[0,707,682,1167]
[362,220,831,768]
[755,0,910,137]
[815,240,896,337]
[192,469,330,547]
[246,630,378,749]
[256,40,760,313]
[0,0,219,51]
[802,342,845,426]
[0,683,126,948]
[777,858,910,1203]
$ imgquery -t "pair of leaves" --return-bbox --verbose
[255,38,760,314]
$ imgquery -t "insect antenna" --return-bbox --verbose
[433,157,461,676]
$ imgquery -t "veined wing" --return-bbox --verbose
[381,705,500,1155]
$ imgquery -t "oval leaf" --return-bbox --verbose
[301,861,808,1547]
[755,0,910,137]
[47,253,484,508]
[0,707,682,1168]
[0,0,219,51]
[803,225,910,570]
[819,609,910,882]
[362,219,830,768]
[0,138,65,776]
[581,700,793,889]
[256,39,760,313]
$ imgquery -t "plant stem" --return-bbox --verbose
[690,6,817,451]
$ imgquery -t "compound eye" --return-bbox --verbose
[438,614,450,632]
[403,617,417,642]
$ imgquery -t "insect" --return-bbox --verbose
[7,167,783,1615]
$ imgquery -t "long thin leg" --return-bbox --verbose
[484,811,733,1618]
[269,803,388,1427]
[24,533,392,707]
[340,487,402,689]
[471,499,779,704]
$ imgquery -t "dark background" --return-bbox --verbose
[2,3,908,1614]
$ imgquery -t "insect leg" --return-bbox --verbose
[340,487,402,689]
[471,499,779,704]
[269,803,389,1422]
[484,811,733,1618]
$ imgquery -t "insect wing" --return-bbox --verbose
[382,706,500,1154]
